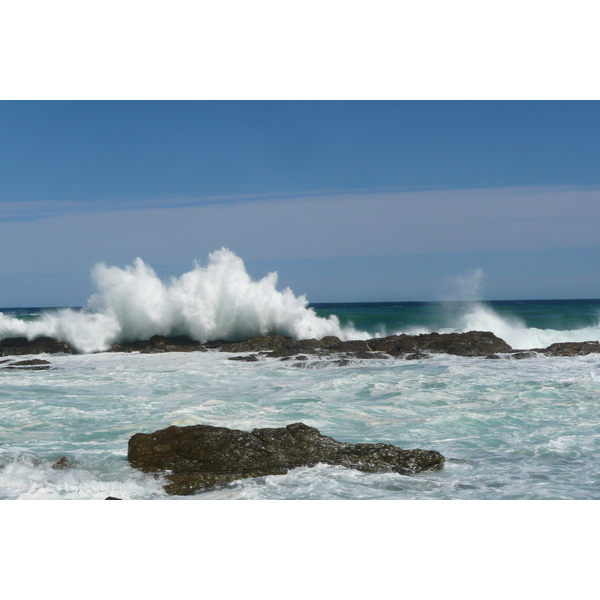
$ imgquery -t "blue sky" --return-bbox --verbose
[2,100,600,306]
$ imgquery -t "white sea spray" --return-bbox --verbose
[0,248,367,353]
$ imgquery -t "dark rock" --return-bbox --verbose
[51,457,70,470]
[11,359,51,366]
[220,335,320,357]
[202,340,227,349]
[0,336,75,356]
[109,335,206,354]
[367,331,512,357]
[228,354,259,362]
[128,422,445,496]
[322,339,372,353]
[347,351,390,360]
[4,358,53,370]
[105,496,122,500]
[537,341,600,357]
[318,336,343,348]
[332,359,351,366]
[5,365,52,371]
[485,354,501,359]
[217,331,512,360]
[405,351,431,360]
[511,352,537,360]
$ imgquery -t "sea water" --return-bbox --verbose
[2,249,600,500]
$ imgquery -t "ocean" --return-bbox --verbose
[2,250,600,500]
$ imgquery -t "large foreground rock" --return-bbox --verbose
[128,422,445,495]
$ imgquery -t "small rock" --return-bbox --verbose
[406,352,430,360]
[228,354,259,362]
[51,457,70,470]
[512,352,536,360]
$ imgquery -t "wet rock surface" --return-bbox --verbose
[218,331,513,360]
[109,335,207,353]
[2,358,52,370]
[366,331,513,356]
[535,341,600,356]
[0,336,74,356]
[128,422,445,495]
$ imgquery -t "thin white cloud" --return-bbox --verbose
[1,185,599,279]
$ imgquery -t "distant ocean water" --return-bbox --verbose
[2,249,600,500]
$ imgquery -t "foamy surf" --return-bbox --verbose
[437,302,600,349]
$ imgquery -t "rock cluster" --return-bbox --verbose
[219,331,513,360]
[0,336,74,357]
[3,331,600,362]
[128,422,445,495]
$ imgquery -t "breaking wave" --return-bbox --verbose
[1,249,600,354]
[441,302,600,350]
[0,248,366,353]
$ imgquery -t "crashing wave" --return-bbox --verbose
[0,248,366,353]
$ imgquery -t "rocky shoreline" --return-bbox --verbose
[2,331,600,361]
[6,331,600,496]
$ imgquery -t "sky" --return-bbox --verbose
[2,100,600,306]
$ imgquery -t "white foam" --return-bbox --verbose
[437,302,600,349]
[0,248,366,353]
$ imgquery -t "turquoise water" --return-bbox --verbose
[2,299,600,500]
[312,299,600,336]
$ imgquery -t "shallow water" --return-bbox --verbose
[2,348,600,499]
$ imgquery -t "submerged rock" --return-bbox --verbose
[3,358,52,370]
[511,351,537,360]
[51,457,70,470]
[228,354,259,362]
[128,422,445,495]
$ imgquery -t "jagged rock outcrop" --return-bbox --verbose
[219,331,513,359]
[128,422,445,495]
[0,336,75,356]
[109,335,206,353]
[536,341,600,356]
[367,331,513,357]
[9,330,600,361]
